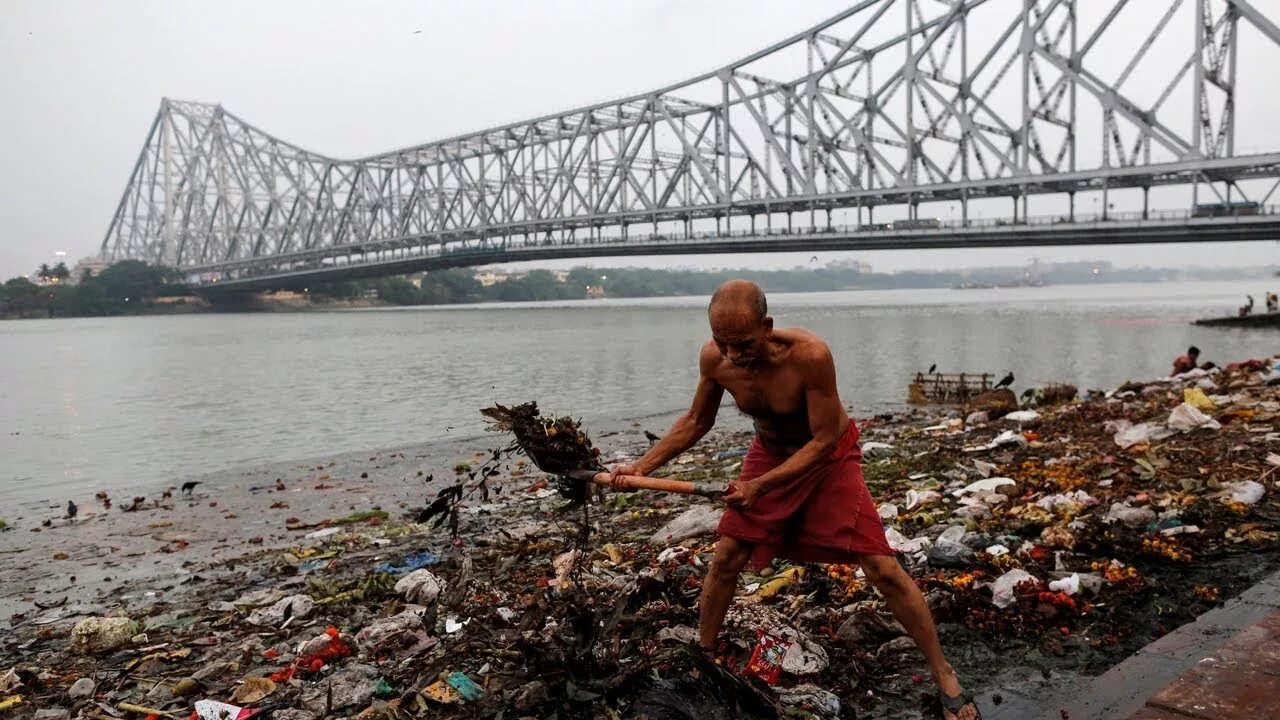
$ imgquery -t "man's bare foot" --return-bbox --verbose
[935,668,980,720]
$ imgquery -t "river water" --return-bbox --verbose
[2,280,1277,508]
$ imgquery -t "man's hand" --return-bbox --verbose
[724,480,763,510]
[608,463,646,491]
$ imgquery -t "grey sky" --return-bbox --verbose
[2,0,1278,278]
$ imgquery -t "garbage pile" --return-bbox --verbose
[2,359,1278,720]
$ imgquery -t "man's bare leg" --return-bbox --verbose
[860,555,978,720]
[697,535,752,650]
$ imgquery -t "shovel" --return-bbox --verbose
[561,469,727,497]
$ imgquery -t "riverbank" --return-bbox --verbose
[6,259,1278,321]
[1,359,1277,719]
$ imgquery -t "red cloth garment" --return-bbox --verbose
[717,421,895,570]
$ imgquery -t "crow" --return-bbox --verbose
[66,500,77,521]
[643,430,662,444]
[181,481,202,495]
[927,364,937,374]
[995,372,1015,389]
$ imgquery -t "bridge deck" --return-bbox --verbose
[194,211,1280,292]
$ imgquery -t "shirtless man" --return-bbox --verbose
[1171,346,1200,376]
[611,280,979,719]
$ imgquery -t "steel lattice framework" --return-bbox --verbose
[102,0,1280,286]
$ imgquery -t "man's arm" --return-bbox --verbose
[618,343,725,477]
[726,342,844,505]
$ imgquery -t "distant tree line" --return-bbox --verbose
[309,261,1277,307]
[1,260,186,319]
[5,258,1274,319]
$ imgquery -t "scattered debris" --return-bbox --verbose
[3,358,1279,720]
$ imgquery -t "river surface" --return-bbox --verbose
[2,280,1277,508]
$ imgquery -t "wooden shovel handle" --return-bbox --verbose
[586,471,727,497]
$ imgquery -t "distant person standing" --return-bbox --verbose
[1172,346,1200,376]
[1238,295,1254,317]
[1266,292,1277,313]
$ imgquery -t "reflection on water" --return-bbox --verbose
[1,280,1276,506]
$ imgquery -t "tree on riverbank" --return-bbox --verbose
[311,260,1279,308]
[6,258,1276,318]
[1,260,185,318]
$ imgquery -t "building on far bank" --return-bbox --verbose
[826,258,873,274]
[70,256,107,284]
[474,268,525,286]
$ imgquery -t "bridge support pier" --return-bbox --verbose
[1143,187,1149,220]
[1068,192,1075,222]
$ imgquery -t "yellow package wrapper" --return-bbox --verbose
[1184,387,1216,412]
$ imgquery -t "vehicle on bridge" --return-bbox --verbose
[1192,201,1261,218]
[889,218,943,231]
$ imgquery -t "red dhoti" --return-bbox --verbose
[716,422,895,569]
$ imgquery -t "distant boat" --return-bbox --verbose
[1192,313,1280,328]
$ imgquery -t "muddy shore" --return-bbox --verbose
[1,362,1278,720]
[0,409,755,626]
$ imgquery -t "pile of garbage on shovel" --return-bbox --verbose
[2,358,1278,720]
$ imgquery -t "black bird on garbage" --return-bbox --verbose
[66,500,77,521]
[644,430,662,444]
[994,372,1015,389]
[181,481,202,495]
[928,364,937,375]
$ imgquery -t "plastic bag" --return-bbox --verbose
[953,477,1016,497]
[394,570,446,604]
[1112,421,1174,448]
[1048,573,1081,596]
[1223,480,1265,505]
[1182,387,1217,412]
[1167,402,1221,432]
[987,569,1037,609]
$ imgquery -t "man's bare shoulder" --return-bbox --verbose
[775,327,833,359]
[698,340,726,374]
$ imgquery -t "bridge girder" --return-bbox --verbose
[100,0,1280,283]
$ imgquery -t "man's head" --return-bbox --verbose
[1188,346,1200,359]
[708,280,772,368]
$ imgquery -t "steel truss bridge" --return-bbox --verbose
[101,0,1280,291]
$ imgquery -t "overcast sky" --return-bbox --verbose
[2,0,1278,278]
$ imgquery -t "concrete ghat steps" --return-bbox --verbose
[978,569,1280,720]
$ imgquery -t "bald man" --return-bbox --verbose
[610,280,979,719]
